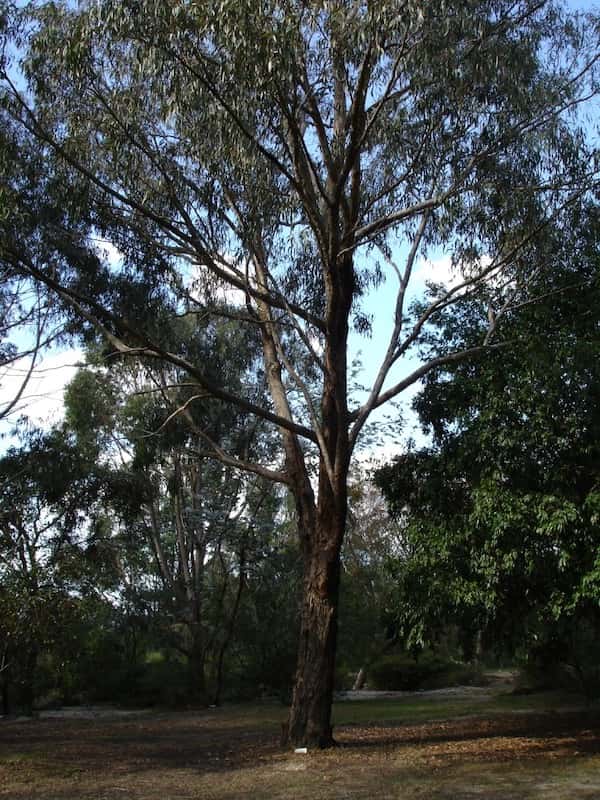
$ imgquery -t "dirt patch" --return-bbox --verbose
[1,705,598,799]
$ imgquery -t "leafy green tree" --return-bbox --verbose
[377,201,600,685]
[2,0,599,744]
[0,425,103,712]
[212,519,302,703]
[63,317,282,703]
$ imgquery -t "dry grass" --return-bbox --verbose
[1,694,599,799]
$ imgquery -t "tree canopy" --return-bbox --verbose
[376,200,600,689]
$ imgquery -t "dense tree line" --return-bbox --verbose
[0,409,397,712]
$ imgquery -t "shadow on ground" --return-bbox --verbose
[1,702,599,799]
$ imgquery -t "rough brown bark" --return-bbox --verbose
[282,239,353,748]
[284,450,348,748]
[284,523,343,748]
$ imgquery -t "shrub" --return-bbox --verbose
[369,652,481,691]
[135,658,191,707]
[519,620,600,700]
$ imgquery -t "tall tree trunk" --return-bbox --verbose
[283,245,353,747]
[285,493,346,748]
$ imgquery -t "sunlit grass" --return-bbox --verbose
[208,686,591,731]
[331,688,589,726]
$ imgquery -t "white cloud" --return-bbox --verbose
[413,255,459,288]
[0,347,84,429]
[413,254,498,293]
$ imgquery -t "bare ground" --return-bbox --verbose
[1,697,599,799]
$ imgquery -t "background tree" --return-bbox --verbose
[1,0,599,745]
[230,530,302,702]
[63,311,283,704]
[0,425,103,712]
[376,200,600,691]
[337,471,403,690]
[0,114,62,424]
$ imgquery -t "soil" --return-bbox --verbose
[1,698,598,799]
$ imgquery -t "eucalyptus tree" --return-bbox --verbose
[0,114,60,424]
[64,330,281,704]
[1,0,599,745]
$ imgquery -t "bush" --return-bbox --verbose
[135,658,191,707]
[334,663,356,692]
[519,620,600,699]
[369,652,481,691]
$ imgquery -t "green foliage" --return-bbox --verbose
[377,202,600,688]
[337,474,404,676]
[64,369,117,455]
[2,0,597,387]
[517,616,600,699]
[134,657,192,708]
[222,539,301,701]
